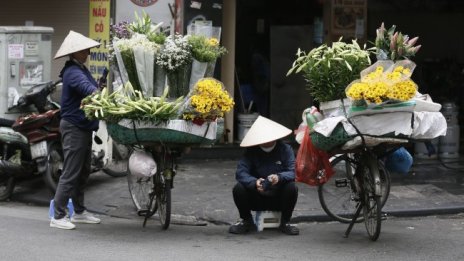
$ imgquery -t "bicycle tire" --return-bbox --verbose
[318,155,362,223]
[363,155,382,241]
[102,143,130,177]
[127,156,157,214]
[156,172,171,230]
[318,154,391,223]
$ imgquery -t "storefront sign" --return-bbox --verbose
[89,0,110,80]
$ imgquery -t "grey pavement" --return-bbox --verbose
[9,149,464,227]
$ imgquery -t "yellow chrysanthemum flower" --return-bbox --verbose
[208,37,219,46]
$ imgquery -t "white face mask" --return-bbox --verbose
[260,142,276,153]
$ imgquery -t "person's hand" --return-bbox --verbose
[268,174,279,185]
[256,178,265,193]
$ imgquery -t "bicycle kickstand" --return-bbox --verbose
[142,192,156,228]
[344,203,363,238]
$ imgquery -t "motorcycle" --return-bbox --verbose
[0,79,127,200]
[0,80,62,200]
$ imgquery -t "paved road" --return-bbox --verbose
[1,202,464,261]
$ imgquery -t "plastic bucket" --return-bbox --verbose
[237,113,259,142]
[439,124,460,159]
[439,102,460,159]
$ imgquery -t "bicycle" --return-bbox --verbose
[127,144,180,229]
[318,141,400,241]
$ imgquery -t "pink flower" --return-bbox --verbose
[406,37,419,47]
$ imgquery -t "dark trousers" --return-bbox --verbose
[232,181,298,224]
[53,120,92,219]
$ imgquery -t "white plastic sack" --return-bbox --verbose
[128,150,157,178]
[413,93,442,112]
[342,112,413,137]
[412,111,447,139]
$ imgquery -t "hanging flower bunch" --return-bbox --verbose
[346,61,417,104]
[182,78,234,122]
[375,22,421,61]
[156,34,192,73]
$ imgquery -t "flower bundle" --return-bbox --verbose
[346,60,417,104]
[182,78,234,122]
[156,34,192,73]
[127,11,166,45]
[287,39,373,102]
[113,33,161,96]
[111,21,132,40]
[187,35,227,63]
[82,83,184,123]
[375,22,421,61]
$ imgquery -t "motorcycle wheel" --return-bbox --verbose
[0,176,15,201]
[102,142,129,177]
[43,141,63,193]
[102,160,128,177]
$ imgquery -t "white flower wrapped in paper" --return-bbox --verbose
[113,33,161,97]
[156,34,193,98]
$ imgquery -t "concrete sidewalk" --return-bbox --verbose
[11,156,464,226]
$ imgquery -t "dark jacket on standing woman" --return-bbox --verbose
[59,59,99,131]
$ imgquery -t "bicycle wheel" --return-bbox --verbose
[318,155,361,223]
[363,155,382,241]
[155,169,171,230]
[127,159,157,215]
[318,154,391,223]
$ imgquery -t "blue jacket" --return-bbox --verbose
[59,60,99,131]
[235,141,295,191]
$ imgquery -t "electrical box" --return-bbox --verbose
[0,26,54,120]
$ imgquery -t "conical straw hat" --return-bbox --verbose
[54,30,100,59]
[240,116,292,147]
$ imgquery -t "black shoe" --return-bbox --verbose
[279,223,299,235]
[229,219,256,234]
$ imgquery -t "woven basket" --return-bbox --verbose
[107,119,218,146]
[310,123,352,151]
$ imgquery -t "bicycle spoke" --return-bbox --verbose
[319,155,364,223]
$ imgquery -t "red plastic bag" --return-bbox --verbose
[295,126,334,186]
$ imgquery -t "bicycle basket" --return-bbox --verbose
[107,119,218,146]
[310,123,352,151]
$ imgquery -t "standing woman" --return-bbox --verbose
[50,31,101,230]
